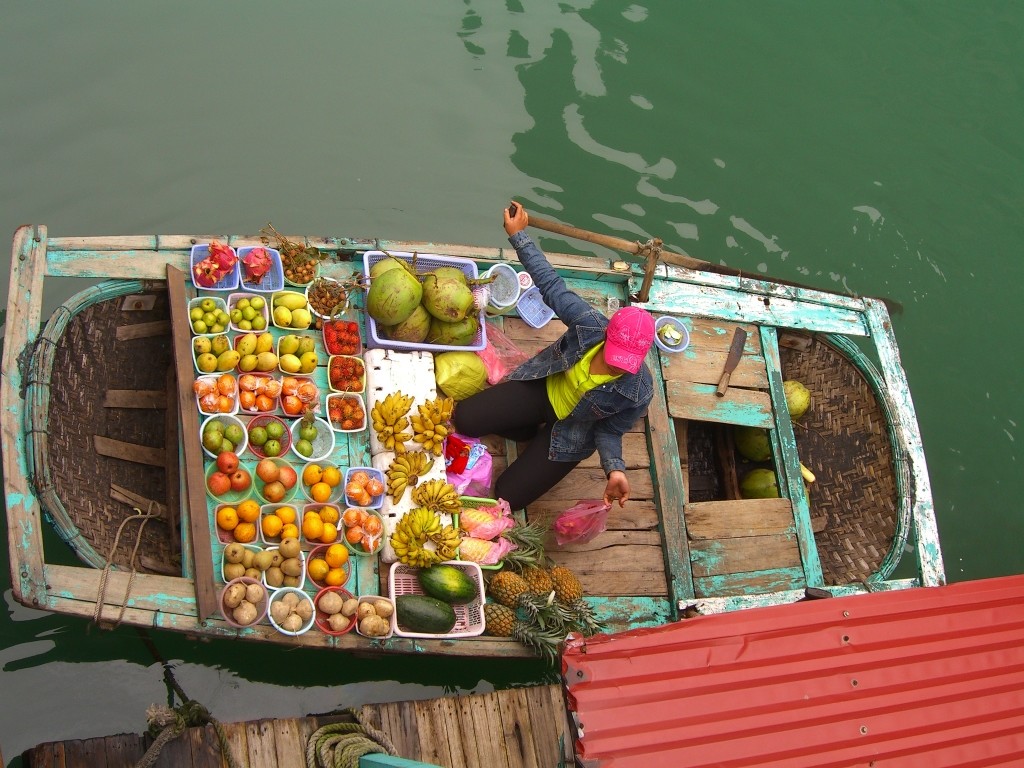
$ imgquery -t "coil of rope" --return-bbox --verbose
[306,708,398,768]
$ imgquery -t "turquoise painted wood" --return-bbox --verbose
[361,754,442,767]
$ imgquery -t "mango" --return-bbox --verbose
[299,351,318,374]
[216,349,241,372]
[256,351,279,372]
[238,354,258,372]
[273,291,308,311]
[290,308,312,329]
[280,353,302,373]
[273,306,292,328]
[236,332,258,356]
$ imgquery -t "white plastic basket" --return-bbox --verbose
[362,250,488,352]
[516,286,555,328]
[389,561,485,639]
[483,263,521,316]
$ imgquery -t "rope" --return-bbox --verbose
[135,701,240,768]
[306,708,398,768]
[93,502,160,626]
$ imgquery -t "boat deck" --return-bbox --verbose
[20,685,571,768]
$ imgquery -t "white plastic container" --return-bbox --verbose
[483,263,521,317]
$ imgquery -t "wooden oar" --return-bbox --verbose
[522,206,903,312]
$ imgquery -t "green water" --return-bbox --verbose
[2,2,1022,762]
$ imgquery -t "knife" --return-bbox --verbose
[716,327,748,397]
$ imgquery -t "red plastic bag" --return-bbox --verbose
[553,500,612,546]
[478,322,530,384]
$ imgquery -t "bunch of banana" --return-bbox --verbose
[411,478,461,516]
[371,391,415,453]
[410,396,455,456]
[390,507,444,568]
[386,450,435,503]
[428,523,462,561]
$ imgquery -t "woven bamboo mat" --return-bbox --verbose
[780,337,898,585]
[42,291,176,571]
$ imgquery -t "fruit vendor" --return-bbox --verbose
[453,202,655,510]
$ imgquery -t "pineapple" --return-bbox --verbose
[488,570,530,608]
[483,603,517,637]
[549,565,584,603]
[521,566,554,595]
[501,521,547,572]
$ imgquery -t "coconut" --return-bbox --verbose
[366,266,422,326]
[369,256,407,279]
[421,271,474,322]
[431,266,468,285]
[739,468,780,499]
[427,315,479,347]
[382,304,431,343]
[735,426,772,462]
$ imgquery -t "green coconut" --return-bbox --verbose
[783,380,811,420]
[426,315,480,347]
[369,256,407,279]
[422,271,475,323]
[740,468,780,499]
[366,265,422,326]
[735,426,772,462]
[383,304,431,343]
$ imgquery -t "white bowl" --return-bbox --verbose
[267,587,316,636]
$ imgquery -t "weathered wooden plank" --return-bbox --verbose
[692,565,807,597]
[496,687,540,768]
[689,534,802,578]
[647,350,694,610]
[116,319,170,340]
[573,432,649,469]
[665,380,773,429]
[24,741,64,768]
[189,724,223,767]
[94,435,166,467]
[149,729,193,767]
[3,225,49,607]
[714,425,741,499]
[686,499,795,540]
[168,264,219,620]
[244,720,275,767]
[661,346,768,389]
[761,326,823,588]
[685,317,764,354]
[539,467,653,502]
[675,418,691,504]
[269,717,306,768]
[165,365,181,564]
[523,685,569,768]
[219,720,247,768]
[414,698,457,768]
[526,499,660,531]
[459,693,507,768]
[103,389,167,408]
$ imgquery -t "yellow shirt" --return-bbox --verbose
[547,343,621,419]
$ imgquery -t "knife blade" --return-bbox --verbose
[716,327,748,397]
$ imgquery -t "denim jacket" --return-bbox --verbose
[506,231,654,475]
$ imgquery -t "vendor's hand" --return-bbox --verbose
[504,201,528,236]
[603,470,630,508]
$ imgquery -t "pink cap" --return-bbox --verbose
[604,306,655,374]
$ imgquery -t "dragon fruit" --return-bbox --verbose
[193,241,237,288]
[456,536,516,566]
[209,240,237,272]
[241,246,272,282]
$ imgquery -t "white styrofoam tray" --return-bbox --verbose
[364,348,437,457]
[374,449,450,564]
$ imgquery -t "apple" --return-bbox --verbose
[230,468,251,492]
[216,451,239,474]
[278,465,297,490]
[256,458,280,483]
[262,480,286,503]
[207,471,231,497]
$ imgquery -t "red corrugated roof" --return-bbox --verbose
[563,575,1024,767]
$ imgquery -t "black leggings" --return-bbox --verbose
[452,377,581,510]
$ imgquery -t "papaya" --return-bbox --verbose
[417,563,478,604]
[395,594,457,634]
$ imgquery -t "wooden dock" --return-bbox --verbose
[21,684,573,767]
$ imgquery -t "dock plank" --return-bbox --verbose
[103,733,146,768]
[270,718,306,768]
[220,721,248,768]
[189,724,223,767]
[415,697,457,768]
[244,720,275,767]
[496,687,539,768]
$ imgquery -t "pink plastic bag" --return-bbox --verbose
[445,434,493,497]
[478,323,530,384]
[459,498,514,540]
[553,500,612,546]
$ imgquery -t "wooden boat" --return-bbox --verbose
[2,224,944,657]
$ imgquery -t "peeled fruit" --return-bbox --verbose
[366,265,422,326]
[784,380,811,421]
[735,426,772,462]
[740,468,780,499]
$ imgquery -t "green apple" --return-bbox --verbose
[224,424,245,447]
[236,298,250,311]
[216,310,230,326]
[209,323,226,334]
[230,308,244,324]
[250,296,266,310]
[249,426,268,446]
[251,315,267,331]
[242,306,258,322]
[202,311,216,327]
[190,306,205,322]
[200,297,217,313]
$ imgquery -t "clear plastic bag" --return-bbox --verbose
[478,322,530,385]
[553,500,612,546]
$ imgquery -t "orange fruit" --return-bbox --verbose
[255,394,274,412]
[361,532,380,553]
[216,506,239,531]
[362,514,382,535]
[261,513,283,539]
[307,557,330,584]
[322,466,342,487]
[302,464,324,486]
[345,525,364,545]
[318,505,340,525]
[325,543,349,569]
[324,568,347,587]
[365,478,384,497]
[239,390,257,410]
[353,490,373,507]
[217,395,234,413]
[281,523,299,540]
[275,505,297,525]
[310,482,332,503]
[233,522,257,543]
[319,524,339,544]
[217,374,236,396]
[236,499,261,523]
[342,507,366,528]
[349,471,370,487]
[302,514,324,542]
